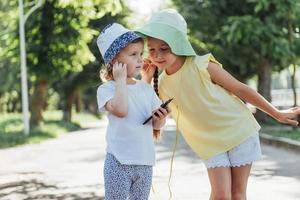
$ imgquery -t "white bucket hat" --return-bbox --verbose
[97,23,142,64]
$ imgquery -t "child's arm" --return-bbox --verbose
[207,61,300,126]
[105,62,128,118]
[152,107,169,130]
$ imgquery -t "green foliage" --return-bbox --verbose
[53,1,130,113]
[0,1,22,113]
[220,14,290,71]
[26,0,92,80]
[23,0,125,81]
[0,0,130,116]
[261,124,300,141]
[172,0,300,81]
[0,1,20,95]
[0,110,100,148]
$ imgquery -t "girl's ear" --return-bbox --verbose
[110,58,118,65]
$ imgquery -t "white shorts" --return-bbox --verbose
[204,133,262,169]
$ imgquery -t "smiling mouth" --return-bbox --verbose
[136,66,141,69]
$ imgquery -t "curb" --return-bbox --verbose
[260,133,300,153]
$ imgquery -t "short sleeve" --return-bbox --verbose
[195,53,223,81]
[96,82,115,112]
[195,53,222,70]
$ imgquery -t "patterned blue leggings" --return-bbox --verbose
[104,153,153,200]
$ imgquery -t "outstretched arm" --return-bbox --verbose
[207,61,300,126]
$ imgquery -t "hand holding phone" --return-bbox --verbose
[143,98,173,125]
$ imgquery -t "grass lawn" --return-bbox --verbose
[261,124,300,141]
[0,111,100,148]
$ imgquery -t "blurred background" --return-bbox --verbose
[0,0,300,147]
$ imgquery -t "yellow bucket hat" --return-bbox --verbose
[136,9,196,56]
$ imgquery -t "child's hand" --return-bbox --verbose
[113,61,127,81]
[141,59,157,84]
[275,107,300,126]
[152,107,170,130]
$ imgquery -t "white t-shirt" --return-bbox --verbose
[97,80,161,166]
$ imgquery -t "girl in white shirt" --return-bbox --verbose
[96,23,169,200]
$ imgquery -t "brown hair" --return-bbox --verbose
[153,67,159,97]
[100,63,113,81]
[100,38,144,81]
[153,67,161,140]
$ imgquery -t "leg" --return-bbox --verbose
[207,167,232,200]
[205,152,232,200]
[231,164,252,200]
[229,134,261,200]
[104,154,131,200]
[128,165,153,200]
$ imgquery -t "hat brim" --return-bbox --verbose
[103,32,142,64]
[136,23,196,56]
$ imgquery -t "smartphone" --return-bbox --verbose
[142,98,173,125]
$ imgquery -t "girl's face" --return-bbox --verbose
[112,41,144,78]
[147,37,179,71]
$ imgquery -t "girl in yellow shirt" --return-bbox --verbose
[137,9,300,200]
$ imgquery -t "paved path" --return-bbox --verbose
[0,119,300,200]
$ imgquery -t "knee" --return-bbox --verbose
[232,192,246,200]
[210,191,231,200]
[232,187,246,200]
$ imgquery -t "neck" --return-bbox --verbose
[165,56,186,75]
[127,78,136,84]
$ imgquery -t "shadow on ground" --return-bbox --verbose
[0,179,104,200]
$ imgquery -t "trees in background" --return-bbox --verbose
[0,1,21,113]
[1,0,299,129]
[0,0,129,128]
[172,0,300,122]
[55,3,130,122]
[25,0,122,125]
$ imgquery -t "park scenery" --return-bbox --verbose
[0,0,300,199]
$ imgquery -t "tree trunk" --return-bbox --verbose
[11,98,18,113]
[89,100,98,115]
[255,59,272,123]
[63,88,78,122]
[30,80,48,126]
[291,64,297,107]
[7,97,13,113]
[74,89,81,113]
[63,94,74,122]
[0,96,3,113]
[287,13,298,128]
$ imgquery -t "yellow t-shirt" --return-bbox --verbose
[159,53,261,160]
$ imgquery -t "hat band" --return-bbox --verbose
[104,32,141,64]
